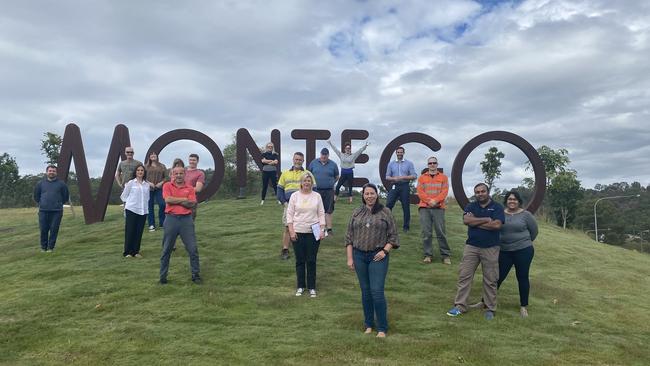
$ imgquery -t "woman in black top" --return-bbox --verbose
[260,142,279,205]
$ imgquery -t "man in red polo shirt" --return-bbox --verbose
[160,166,201,284]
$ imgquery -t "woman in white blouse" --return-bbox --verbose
[286,172,326,297]
[120,164,150,258]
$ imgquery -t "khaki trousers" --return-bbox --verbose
[453,244,500,312]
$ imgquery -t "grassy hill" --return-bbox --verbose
[1,197,649,365]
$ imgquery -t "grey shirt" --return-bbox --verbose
[500,210,538,252]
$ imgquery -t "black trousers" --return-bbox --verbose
[261,170,278,200]
[498,246,535,306]
[292,233,320,289]
[335,172,354,196]
[124,209,147,256]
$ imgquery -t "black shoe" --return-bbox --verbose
[280,248,290,260]
[192,275,202,284]
[327,228,333,235]
[159,278,168,284]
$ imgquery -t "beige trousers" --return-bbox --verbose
[453,244,500,312]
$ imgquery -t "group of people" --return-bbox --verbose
[33,143,538,337]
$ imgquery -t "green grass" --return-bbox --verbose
[1,198,649,365]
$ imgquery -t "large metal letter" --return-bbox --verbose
[379,133,442,204]
[450,131,546,213]
[291,129,331,164]
[57,123,131,224]
[340,129,369,188]
[236,128,281,198]
[146,129,225,203]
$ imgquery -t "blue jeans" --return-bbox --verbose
[353,248,389,332]
[148,189,166,228]
[39,210,63,250]
[386,182,411,230]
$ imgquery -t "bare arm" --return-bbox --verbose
[478,219,503,231]
[463,213,491,227]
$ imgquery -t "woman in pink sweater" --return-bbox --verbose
[286,172,326,298]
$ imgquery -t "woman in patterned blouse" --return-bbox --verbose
[345,183,399,337]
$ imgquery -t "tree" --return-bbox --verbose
[526,145,569,187]
[480,146,504,191]
[548,170,582,229]
[0,153,22,208]
[40,132,62,166]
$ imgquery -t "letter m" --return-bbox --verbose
[57,123,131,224]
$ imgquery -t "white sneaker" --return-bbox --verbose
[309,289,317,298]
[149,225,155,232]
[260,200,264,205]
[295,288,304,296]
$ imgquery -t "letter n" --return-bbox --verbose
[57,123,131,224]
[236,128,280,198]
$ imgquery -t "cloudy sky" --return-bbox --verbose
[1,0,649,196]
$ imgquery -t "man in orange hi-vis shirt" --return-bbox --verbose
[416,156,451,265]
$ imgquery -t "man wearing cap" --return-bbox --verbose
[115,146,142,189]
[416,156,451,264]
[308,148,339,235]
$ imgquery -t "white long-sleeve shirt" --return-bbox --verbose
[120,179,150,215]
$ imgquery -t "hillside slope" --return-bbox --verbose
[1,198,649,365]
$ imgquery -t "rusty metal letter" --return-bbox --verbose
[57,123,131,224]
[379,133,442,204]
[291,129,331,164]
[236,128,281,197]
[146,129,225,203]
[450,131,546,213]
[339,129,370,188]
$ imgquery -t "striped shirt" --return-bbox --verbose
[345,206,400,251]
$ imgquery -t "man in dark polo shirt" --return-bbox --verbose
[160,166,201,284]
[447,183,504,320]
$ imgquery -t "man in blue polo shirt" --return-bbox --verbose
[385,146,417,232]
[447,183,504,320]
[308,148,339,235]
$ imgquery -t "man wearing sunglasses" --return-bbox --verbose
[416,157,451,265]
[115,147,142,189]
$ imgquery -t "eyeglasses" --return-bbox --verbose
[428,161,438,165]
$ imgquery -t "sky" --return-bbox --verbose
[1,0,649,197]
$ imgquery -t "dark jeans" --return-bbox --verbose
[386,182,411,230]
[353,248,389,332]
[124,209,146,256]
[261,170,278,200]
[160,214,200,280]
[335,172,354,196]
[148,188,166,228]
[39,210,63,250]
[292,233,320,289]
[498,246,535,307]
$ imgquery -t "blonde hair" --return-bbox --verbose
[299,172,313,191]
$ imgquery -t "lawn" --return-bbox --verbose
[1,197,649,365]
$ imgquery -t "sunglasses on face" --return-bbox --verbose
[428,162,438,165]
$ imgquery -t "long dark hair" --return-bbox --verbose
[361,183,384,214]
[131,163,147,181]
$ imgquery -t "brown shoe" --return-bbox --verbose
[423,256,432,264]
[442,257,452,265]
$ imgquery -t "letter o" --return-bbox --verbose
[146,129,225,203]
[450,131,546,214]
